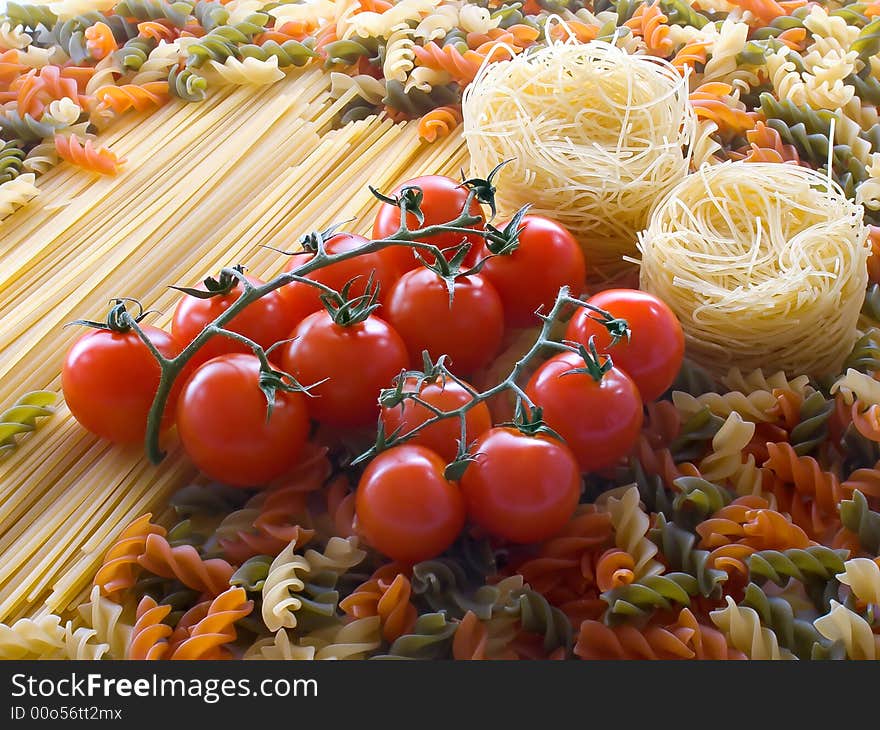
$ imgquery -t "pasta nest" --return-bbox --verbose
[638,161,869,379]
[462,35,695,273]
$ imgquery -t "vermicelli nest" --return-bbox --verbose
[638,162,870,379]
[462,37,696,274]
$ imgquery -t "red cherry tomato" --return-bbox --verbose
[62,325,182,444]
[372,175,485,274]
[355,445,465,563]
[281,310,408,428]
[175,353,310,487]
[171,274,297,369]
[477,215,587,328]
[525,352,643,473]
[385,268,504,375]
[380,376,492,462]
[565,289,685,402]
[278,233,399,327]
[460,427,581,544]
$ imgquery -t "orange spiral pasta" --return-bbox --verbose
[769,389,804,431]
[54,135,124,175]
[93,514,166,601]
[453,610,518,660]
[741,509,812,550]
[94,82,169,114]
[137,533,235,596]
[670,41,709,76]
[842,464,880,501]
[548,20,598,43]
[634,435,700,487]
[357,0,393,11]
[340,569,417,643]
[643,400,682,449]
[516,507,613,605]
[0,49,26,85]
[168,588,253,660]
[127,596,173,660]
[417,106,462,143]
[575,608,745,660]
[137,20,179,42]
[624,2,674,56]
[697,495,771,549]
[852,402,880,443]
[412,42,492,86]
[84,22,117,60]
[16,66,82,119]
[763,442,846,518]
[868,227,880,285]
[323,474,356,539]
[689,82,758,139]
[742,121,803,165]
[255,20,317,44]
[595,548,636,592]
[729,0,806,24]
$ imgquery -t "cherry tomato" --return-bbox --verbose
[477,215,587,328]
[372,175,485,274]
[278,233,399,327]
[355,445,465,563]
[380,376,491,462]
[175,353,309,487]
[172,274,298,369]
[281,310,408,428]
[525,352,643,473]
[460,428,581,544]
[565,289,684,402]
[62,325,181,444]
[385,268,504,375]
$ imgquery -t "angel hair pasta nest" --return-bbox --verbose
[638,162,870,380]
[462,36,695,274]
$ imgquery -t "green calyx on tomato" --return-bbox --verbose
[370,183,426,227]
[459,158,513,218]
[67,297,152,333]
[502,400,563,442]
[318,274,382,327]
[170,264,248,299]
[481,205,531,256]
[561,336,615,383]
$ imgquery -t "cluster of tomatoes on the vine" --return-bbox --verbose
[61,174,685,565]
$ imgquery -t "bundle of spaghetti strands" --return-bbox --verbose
[462,33,695,275]
[638,161,869,379]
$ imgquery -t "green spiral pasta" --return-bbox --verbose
[185,17,270,67]
[748,547,847,611]
[230,555,273,593]
[46,19,91,63]
[843,329,880,374]
[672,476,734,531]
[238,39,316,67]
[411,560,508,620]
[169,65,208,101]
[840,490,880,555]
[0,140,25,185]
[0,390,57,459]
[293,571,340,633]
[133,575,199,627]
[789,391,833,457]
[629,459,676,520]
[659,0,711,28]
[4,2,56,30]
[831,3,871,27]
[491,4,538,30]
[848,72,880,106]
[751,7,809,39]
[165,519,209,551]
[115,35,158,71]
[169,482,251,518]
[193,0,228,32]
[373,612,457,659]
[668,406,725,462]
[113,0,194,28]
[602,573,699,623]
[740,583,835,661]
[665,358,718,399]
[840,423,880,472]
[851,18,880,63]
[322,37,376,67]
[503,589,572,655]
[383,80,459,117]
[648,515,727,597]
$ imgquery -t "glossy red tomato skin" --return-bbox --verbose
[171,275,297,369]
[281,310,409,428]
[525,352,643,473]
[371,175,485,274]
[278,233,399,327]
[477,215,587,328]
[385,268,504,375]
[565,289,685,402]
[355,445,465,563]
[62,325,182,444]
[175,353,309,487]
[380,377,492,462]
[460,428,581,544]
